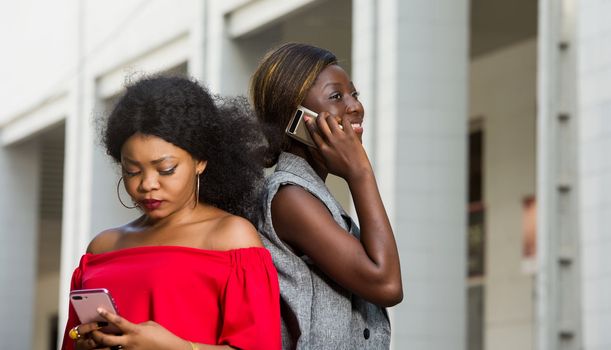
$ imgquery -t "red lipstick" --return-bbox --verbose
[141,199,163,210]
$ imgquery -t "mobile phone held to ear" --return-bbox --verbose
[70,288,121,334]
[286,105,318,147]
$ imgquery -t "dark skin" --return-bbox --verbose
[72,134,261,350]
[271,65,403,307]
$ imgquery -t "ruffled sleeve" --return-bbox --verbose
[60,256,85,350]
[218,248,281,350]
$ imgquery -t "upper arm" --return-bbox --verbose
[271,185,395,305]
[211,215,263,250]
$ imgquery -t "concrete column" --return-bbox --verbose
[0,139,40,350]
[58,0,89,338]
[576,0,611,349]
[188,0,207,81]
[354,0,469,349]
[537,0,581,349]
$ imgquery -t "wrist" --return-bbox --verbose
[345,165,375,184]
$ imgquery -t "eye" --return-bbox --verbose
[351,91,360,99]
[329,92,342,100]
[159,166,177,176]
[123,169,140,178]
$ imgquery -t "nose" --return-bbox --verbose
[139,171,160,192]
[346,96,363,116]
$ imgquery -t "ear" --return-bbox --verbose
[196,160,207,175]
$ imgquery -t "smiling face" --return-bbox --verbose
[301,64,365,140]
[120,133,206,220]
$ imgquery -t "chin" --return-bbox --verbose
[144,210,168,220]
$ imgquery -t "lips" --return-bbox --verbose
[350,122,364,134]
[140,199,163,210]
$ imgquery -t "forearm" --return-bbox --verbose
[347,169,403,304]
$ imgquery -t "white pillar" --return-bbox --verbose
[58,0,90,338]
[0,139,40,350]
[354,0,469,349]
[188,0,207,81]
[537,0,581,348]
[576,0,611,349]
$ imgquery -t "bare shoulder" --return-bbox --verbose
[208,214,263,250]
[86,228,123,254]
[86,217,144,254]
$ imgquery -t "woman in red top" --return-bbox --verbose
[61,76,280,350]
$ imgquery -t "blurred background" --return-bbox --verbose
[0,0,608,349]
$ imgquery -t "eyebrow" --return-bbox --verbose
[322,81,356,90]
[122,156,177,165]
[322,82,342,89]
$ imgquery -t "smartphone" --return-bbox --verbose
[70,288,121,334]
[286,105,318,147]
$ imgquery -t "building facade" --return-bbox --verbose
[0,0,608,349]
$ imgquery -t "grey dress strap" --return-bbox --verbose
[258,152,390,350]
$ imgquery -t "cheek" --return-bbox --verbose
[168,175,195,195]
[328,106,345,117]
[123,178,140,195]
[315,102,344,117]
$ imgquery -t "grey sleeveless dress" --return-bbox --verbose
[258,152,390,350]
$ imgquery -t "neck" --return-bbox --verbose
[287,145,328,181]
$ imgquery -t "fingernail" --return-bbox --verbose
[97,307,104,314]
[97,321,108,327]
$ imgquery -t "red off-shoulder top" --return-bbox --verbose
[61,246,281,350]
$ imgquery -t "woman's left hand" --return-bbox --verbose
[88,307,190,350]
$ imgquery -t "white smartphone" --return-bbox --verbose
[70,288,121,334]
[286,105,318,147]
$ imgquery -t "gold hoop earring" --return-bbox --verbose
[193,174,200,209]
[117,177,137,209]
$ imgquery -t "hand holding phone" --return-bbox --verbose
[70,288,121,334]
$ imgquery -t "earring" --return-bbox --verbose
[193,173,200,209]
[117,177,137,209]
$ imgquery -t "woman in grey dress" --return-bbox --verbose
[250,43,403,349]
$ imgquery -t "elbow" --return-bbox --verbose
[383,283,404,307]
[375,281,403,307]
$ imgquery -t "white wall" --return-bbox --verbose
[0,0,76,124]
[577,1,611,349]
[82,0,198,81]
[0,139,40,350]
[470,38,537,350]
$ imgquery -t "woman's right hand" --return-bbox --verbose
[89,308,234,350]
[305,112,372,182]
[71,322,107,349]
